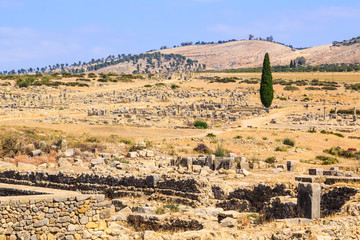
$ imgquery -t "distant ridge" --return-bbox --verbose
[158,40,360,70]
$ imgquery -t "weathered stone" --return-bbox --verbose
[17,162,37,171]
[309,169,323,176]
[127,152,139,158]
[287,161,294,171]
[30,149,42,157]
[220,217,237,228]
[34,218,49,228]
[297,183,320,219]
[79,216,89,225]
[146,175,159,187]
[90,158,105,166]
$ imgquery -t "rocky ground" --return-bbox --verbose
[0,72,359,239]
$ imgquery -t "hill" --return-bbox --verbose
[158,40,360,70]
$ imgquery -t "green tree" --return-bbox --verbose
[260,53,274,110]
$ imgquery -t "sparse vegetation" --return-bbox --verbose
[214,145,227,157]
[206,133,216,138]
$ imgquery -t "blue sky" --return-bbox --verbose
[1,0,360,71]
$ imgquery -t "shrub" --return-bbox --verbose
[315,155,339,165]
[206,133,216,138]
[324,147,360,160]
[1,135,22,157]
[170,84,180,89]
[194,121,208,129]
[265,156,276,164]
[194,143,211,154]
[275,146,287,152]
[233,135,243,139]
[164,203,179,212]
[283,138,295,147]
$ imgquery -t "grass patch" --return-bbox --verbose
[275,146,287,152]
[214,145,227,157]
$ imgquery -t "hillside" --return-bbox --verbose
[158,40,360,70]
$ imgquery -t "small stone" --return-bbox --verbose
[221,217,237,228]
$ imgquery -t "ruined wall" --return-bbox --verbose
[215,184,294,213]
[0,194,110,239]
[0,170,210,205]
[321,186,358,217]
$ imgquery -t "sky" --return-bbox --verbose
[1,0,360,71]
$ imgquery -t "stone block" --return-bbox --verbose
[297,183,320,219]
[146,175,159,187]
[127,152,138,158]
[239,162,249,170]
[30,149,41,157]
[309,169,323,176]
[227,153,237,158]
[287,161,294,171]
[17,162,37,171]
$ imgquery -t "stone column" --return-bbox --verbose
[335,107,338,120]
[287,161,294,171]
[354,107,357,122]
[297,183,320,219]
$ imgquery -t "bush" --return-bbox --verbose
[194,143,211,154]
[1,135,22,156]
[233,135,243,139]
[194,121,208,129]
[206,133,216,138]
[265,156,276,164]
[283,138,295,147]
[214,145,227,157]
[170,84,180,89]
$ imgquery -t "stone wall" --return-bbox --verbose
[0,170,210,205]
[216,184,293,212]
[0,192,109,239]
[321,186,358,216]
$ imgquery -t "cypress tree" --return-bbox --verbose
[260,53,274,110]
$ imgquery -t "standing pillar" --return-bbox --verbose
[297,183,321,219]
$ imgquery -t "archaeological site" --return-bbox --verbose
[1,1,360,239]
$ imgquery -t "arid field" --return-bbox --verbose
[0,71,359,239]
